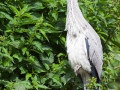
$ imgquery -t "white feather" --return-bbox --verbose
[66,33,91,73]
[65,0,103,88]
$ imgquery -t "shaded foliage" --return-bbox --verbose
[0,0,120,90]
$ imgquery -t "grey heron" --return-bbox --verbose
[65,0,103,90]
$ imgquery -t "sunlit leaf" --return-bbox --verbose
[9,5,19,15]
[26,73,32,80]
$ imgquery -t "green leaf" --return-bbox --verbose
[52,63,60,70]
[22,47,27,55]
[110,39,120,48]
[20,18,37,26]
[114,54,120,61]
[26,73,32,80]
[108,19,116,24]
[59,0,66,6]
[27,56,35,63]
[9,5,19,15]
[13,54,22,62]
[37,84,50,89]
[43,23,54,28]
[32,2,44,10]
[20,5,29,16]
[40,52,54,64]
[51,10,58,20]
[42,45,52,51]
[52,78,62,86]
[13,81,32,90]
[2,47,8,54]
[60,36,65,44]
[40,78,47,84]
[35,33,42,40]
[34,15,44,30]
[0,3,9,12]
[43,62,50,70]
[5,29,12,33]
[0,11,13,20]
[39,29,49,41]
[3,60,10,66]
[48,52,54,63]
[19,66,28,74]
[9,41,23,49]
[21,13,32,18]
[32,75,38,86]
[57,53,65,58]
[61,76,67,85]
[14,84,26,90]
[32,41,43,52]
[2,54,13,62]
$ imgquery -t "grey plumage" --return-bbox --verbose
[65,0,103,89]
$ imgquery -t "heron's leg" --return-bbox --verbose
[77,73,84,90]
[74,65,84,90]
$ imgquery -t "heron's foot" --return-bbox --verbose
[74,65,81,76]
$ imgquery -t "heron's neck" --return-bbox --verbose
[65,0,86,33]
[67,0,80,12]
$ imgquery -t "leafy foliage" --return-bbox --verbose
[0,0,120,90]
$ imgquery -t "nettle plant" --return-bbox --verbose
[0,0,69,90]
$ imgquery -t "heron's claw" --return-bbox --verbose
[74,65,81,76]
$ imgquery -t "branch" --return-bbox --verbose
[114,66,120,69]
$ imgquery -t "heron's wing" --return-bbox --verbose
[84,22,103,79]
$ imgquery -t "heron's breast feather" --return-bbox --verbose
[66,34,91,73]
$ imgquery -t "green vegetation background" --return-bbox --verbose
[0,0,120,90]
